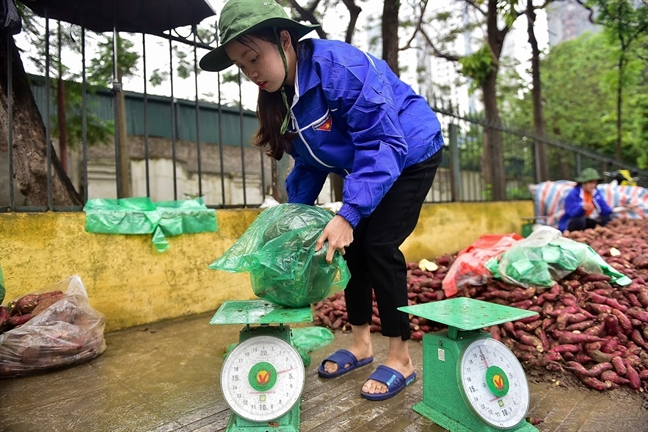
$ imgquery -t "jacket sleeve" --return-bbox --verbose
[563,187,584,219]
[315,51,408,228]
[285,157,328,206]
[595,190,613,216]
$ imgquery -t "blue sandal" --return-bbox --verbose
[360,365,417,401]
[317,349,374,378]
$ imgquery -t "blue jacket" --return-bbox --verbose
[285,39,444,228]
[558,184,613,231]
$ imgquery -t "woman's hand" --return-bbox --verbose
[316,215,354,264]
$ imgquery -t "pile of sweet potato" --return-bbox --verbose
[0,290,64,335]
[313,218,648,392]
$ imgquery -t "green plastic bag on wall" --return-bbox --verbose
[84,197,218,252]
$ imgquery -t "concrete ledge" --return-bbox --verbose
[0,201,533,331]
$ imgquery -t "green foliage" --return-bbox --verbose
[501,32,646,164]
[633,92,648,169]
[458,45,494,94]
[50,82,115,149]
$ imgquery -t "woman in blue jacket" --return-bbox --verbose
[559,168,614,232]
[201,0,444,401]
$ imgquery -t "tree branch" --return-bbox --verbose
[286,0,328,39]
[340,0,362,43]
[419,27,461,62]
[400,0,428,51]
[464,0,487,16]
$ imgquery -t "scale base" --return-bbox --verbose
[413,402,539,432]
[226,400,301,432]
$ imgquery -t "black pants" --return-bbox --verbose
[343,148,442,341]
[566,213,611,231]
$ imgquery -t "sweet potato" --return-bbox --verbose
[565,361,613,377]
[0,306,10,327]
[600,370,630,386]
[630,330,648,350]
[637,290,648,308]
[624,362,641,390]
[10,294,40,315]
[604,314,619,336]
[611,356,627,375]
[565,319,595,332]
[557,331,606,345]
[7,313,33,328]
[611,309,633,334]
[549,344,581,354]
[410,331,424,341]
[32,292,66,316]
[605,298,628,313]
[578,376,608,391]
[580,273,611,283]
[626,307,648,323]
[589,303,613,315]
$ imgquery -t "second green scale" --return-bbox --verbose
[399,297,540,432]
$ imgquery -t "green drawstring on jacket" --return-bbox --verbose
[274,28,291,135]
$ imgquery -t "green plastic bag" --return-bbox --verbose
[485,226,631,288]
[84,197,217,252]
[151,199,219,252]
[84,197,159,234]
[291,326,334,366]
[209,204,350,308]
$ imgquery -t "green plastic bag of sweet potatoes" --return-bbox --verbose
[209,203,351,308]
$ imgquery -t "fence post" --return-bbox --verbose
[449,123,460,202]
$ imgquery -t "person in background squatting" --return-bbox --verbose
[200,0,444,401]
[559,167,636,232]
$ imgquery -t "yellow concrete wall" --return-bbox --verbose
[0,201,533,332]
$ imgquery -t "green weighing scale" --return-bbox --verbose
[210,300,313,432]
[399,297,540,432]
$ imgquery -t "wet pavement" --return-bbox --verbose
[1,311,647,431]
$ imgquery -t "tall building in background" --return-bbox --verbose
[546,0,600,46]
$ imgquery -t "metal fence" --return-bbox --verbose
[3,19,647,213]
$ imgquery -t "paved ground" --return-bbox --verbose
[1,311,647,431]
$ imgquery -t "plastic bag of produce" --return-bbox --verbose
[0,275,106,378]
[209,203,350,308]
[442,233,522,297]
[485,226,631,288]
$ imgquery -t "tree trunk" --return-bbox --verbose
[481,72,506,201]
[526,0,549,182]
[616,56,624,162]
[0,34,82,207]
[382,0,400,75]
[482,0,507,201]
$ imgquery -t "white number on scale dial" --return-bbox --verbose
[221,336,305,422]
[460,338,530,429]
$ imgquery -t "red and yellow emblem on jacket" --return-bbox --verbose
[313,116,332,132]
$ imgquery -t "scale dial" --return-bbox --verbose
[221,335,305,422]
[458,337,530,430]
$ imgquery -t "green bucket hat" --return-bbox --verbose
[575,168,602,183]
[199,0,319,72]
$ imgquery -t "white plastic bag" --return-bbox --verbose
[0,275,106,378]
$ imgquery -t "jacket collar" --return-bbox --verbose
[294,40,321,98]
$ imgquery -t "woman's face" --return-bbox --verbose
[224,31,295,93]
[582,180,597,194]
